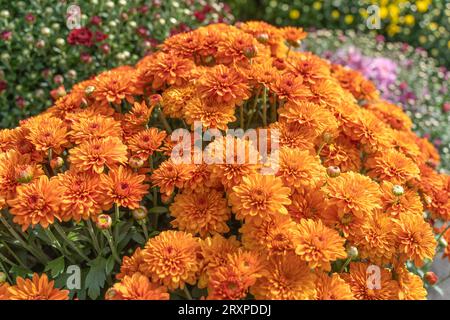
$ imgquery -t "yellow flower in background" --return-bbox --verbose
[404,14,415,26]
[313,1,322,10]
[380,6,388,19]
[416,0,429,13]
[419,35,427,44]
[387,23,400,36]
[332,10,340,19]
[429,22,438,31]
[289,9,300,20]
[448,40,450,49]
[344,14,354,24]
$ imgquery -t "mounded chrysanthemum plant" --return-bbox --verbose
[0,21,449,300]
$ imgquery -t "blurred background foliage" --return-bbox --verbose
[0,0,233,128]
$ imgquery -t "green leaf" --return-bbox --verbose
[85,257,107,300]
[131,231,146,245]
[105,256,115,275]
[45,256,65,278]
[10,265,32,279]
[149,206,168,214]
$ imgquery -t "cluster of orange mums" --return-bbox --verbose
[0,21,449,300]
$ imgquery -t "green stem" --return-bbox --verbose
[158,108,172,133]
[45,228,74,263]
[87,220,101,255]
[270,92,277,123]
[141,221,149,240]
[114,204,121,223]
[436,224,450,243]
[0,214,48,264]
[0,251,18,267]
[0,261,12,283]
[183,286,193,300]
[54,224,89,261]
[246,87,262,129]
[102,229,121,264]
[1,240,26,268]
[339,256,352,273]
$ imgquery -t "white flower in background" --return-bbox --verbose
[106,1,114,9]
[41,27,51,36]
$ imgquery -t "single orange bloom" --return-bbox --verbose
[251,254,316,300]
[282,26,307,46]
[395,268,427,300]
[142,230,201,290]
[275,147,326,189]
[197,64,250,106]
[287,187,329,222]
[58,170,107,222]
[69,113,122,144]
[321,171,382,219]
[229,174,291,221]
[270,74,312,102]
[294,218,347,271]
[100,165,149,210]
[199,234,241,288]
[106,273,169,300]
[25,115,68,154]
[0,283,11,300]
[366,149,420,184]
[315,273,354,300]
[170,188,230,237]
[392,214,436,266]
[7,274,69,300]
[91,69,137,106]
[8,175,61,231]
[127,128,166,161]
[341,262,399,300]
[69,137,128,174]
[320,136,362,173]
[117,247,145,280]
[380,181,423,217]
[217,29,259,66]
[151,159,194,196]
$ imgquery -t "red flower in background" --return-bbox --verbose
[94,31,108,42]
[1,30,12,41]
[90,16,102,26]
[0,80,7,93]
[68,27,93,47]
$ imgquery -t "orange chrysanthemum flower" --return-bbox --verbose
[142,231,201,290]
[7,274,69,300]
[275,147,326,189]
[392,214,436,266]
[207,250,264,300]
[169,188,230,237]
[100,166,149,210]
[251,254,316,300]
[396,268,427,300]
[269,122,316,151]
[321,172,382,219]
[314,273,354,300]
[229,174,291,221]
[69,137,128,174]
[69,114,122,144]
[271,74,312,102]
[198,234,241,288]
[341,262,399,300]
[25,115,68,154]
[137,52,194,90]
[0,149,44,200]
[365,101,412,131]
[217,30,260,66]
[58,170,107,221]
[294,219,347,271]
[287,187,329,222]
[278,100,338,138]
[106,273,169,300]
[184,96,236,131]
[123,101,154,128]
[320,136,361,173]
[0,283,11,300]
[197,64,250,106]
[240,213,299,256]
[282,27,307,46]
[8,175,61,231]
[127,128,166,161]
[151,159,194,196]
[91,69,137,106]
[366,149,420,184]
[380,181,423,217]
[354,211,396,265]
[117,247,145,280]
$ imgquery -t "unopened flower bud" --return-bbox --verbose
[50,157,64,170]
[440,237,448,248]
[392,185,404,196]
[425,271,438,285]
[326,166,341,178]
[129,156,144,169]
[203,55,215,66]
[243,45,257,59]
[0,272,6,283]
[132,206,148,221]
[149,94,162,107]
[16,167,34,183]
[322,132,333,144]
[256,33,269,44]
[347,246,358,259]
[96,214,112,229]
[85,85,95,96]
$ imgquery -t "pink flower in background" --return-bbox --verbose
[90,16,102,26]
[25,13,36,24]
[94,31,108,42]
[0,80,7,93]
[1,30,12,41]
